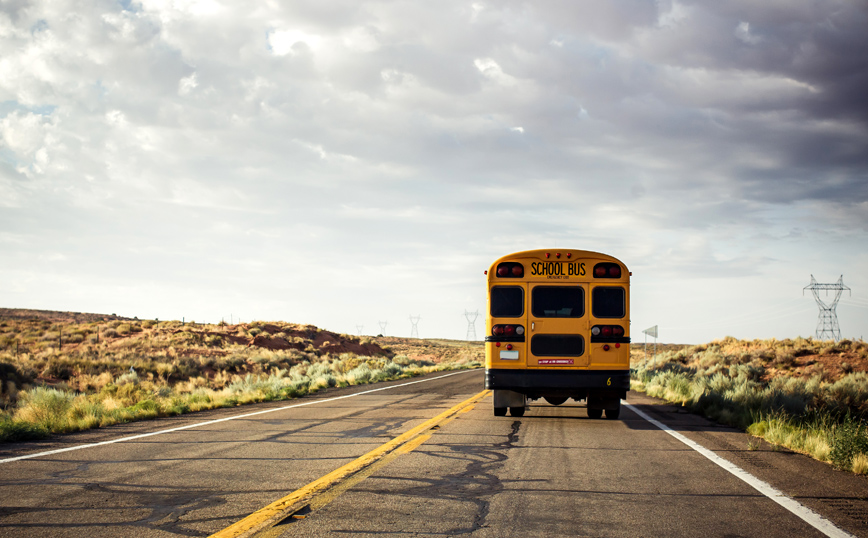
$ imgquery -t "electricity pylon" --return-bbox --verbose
[465,310,479,341]
[378,321,388,335]
[409,315,421,338]
[804,275,850,342]
[356,325,364,336]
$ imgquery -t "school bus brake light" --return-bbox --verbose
[593,263,621,278]
[491,324,525,337]
[496,262,524,278]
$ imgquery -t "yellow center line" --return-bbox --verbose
[210,389,491,538]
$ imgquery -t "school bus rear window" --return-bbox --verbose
[592,286,625,318]
[531,335,585,357]
[532,286,584,318]
[491,286,523,317]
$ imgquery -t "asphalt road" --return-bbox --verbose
[1,369,867,538]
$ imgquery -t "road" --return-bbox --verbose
[1,369,867,537]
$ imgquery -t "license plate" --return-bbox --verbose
[500,350,519,360]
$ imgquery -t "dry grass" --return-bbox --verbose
[0,314,483,442]
[632,337,868,474]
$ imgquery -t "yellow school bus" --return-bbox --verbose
[484,249,630,418]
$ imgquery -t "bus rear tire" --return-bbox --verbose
[544,396,567,406]
[605,405,621,420]
[587,408,603,419]
[510,407,525,417]
[494,407,507,417]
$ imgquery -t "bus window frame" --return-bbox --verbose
[531,285,585,319]
[591,285,626,319]
[490,285,525,318]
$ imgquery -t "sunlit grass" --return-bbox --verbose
[0,318,483,442]
[632,337,868,473]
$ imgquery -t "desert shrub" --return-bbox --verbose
[103,328,119,338]
[43,362,74,380]
[829,416,868,471]
[346,364,373,384]
[205,335,223,347]
[65,333,85,344]
[0,414,49,442]
[14,387,76,432]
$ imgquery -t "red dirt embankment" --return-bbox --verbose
[243,323,389,356]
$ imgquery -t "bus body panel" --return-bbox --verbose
[484,249,630,414]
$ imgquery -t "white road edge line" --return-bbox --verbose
[0,369,478,465]
[623,401,855,538]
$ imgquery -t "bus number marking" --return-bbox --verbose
[607,377,611,386]
[530,262,586,278]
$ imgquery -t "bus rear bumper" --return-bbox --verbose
[485,368,629,400]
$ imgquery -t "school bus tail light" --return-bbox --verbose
[491,324,525,339]
[496,262,524,278]
[594,263,621,278]
[493,324,525,336]
[591,325,628,343]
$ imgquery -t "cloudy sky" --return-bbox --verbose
[1,0,867,343]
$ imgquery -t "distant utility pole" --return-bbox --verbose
[804,275,850,342]
[464,310,479,341]
[378,321,388,335]
[356,325,364,336]
[409,315,421,339]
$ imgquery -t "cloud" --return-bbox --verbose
[0,0,865,341]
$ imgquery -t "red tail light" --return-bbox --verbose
[491,324,525,338]
[495,262,524,278]
[591,324,627,342]
[593,263,621,279]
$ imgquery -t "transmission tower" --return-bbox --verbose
[804,275,850,342]
[464,310,479,341]
[378,321,388,335]
[409,315,421,338]
[356,325,364,336]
